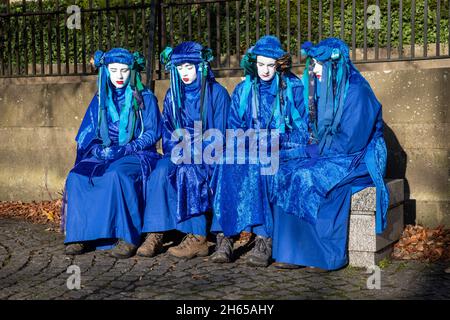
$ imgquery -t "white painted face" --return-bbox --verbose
[107,63,131,89]
[256,55,276,82]
[176,63,197,85]
[312,58,323,82]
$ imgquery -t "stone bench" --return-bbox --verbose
[348,179,405,268]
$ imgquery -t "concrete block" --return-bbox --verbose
[351,179,404,212]
[349,205,404,252]
[348,244,394,268]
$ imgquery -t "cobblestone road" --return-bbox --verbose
[0,218,449,300]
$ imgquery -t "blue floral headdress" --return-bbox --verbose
[94,48,147,147]
[160,41,214,129]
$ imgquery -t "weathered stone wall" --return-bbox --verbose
[0,61,448,227]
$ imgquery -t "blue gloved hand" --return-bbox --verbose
[91,144,131,161]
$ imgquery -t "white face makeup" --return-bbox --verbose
[108,63,131,89]
[256,55,276,82]
[176,63,197,85]
[312,58,323,82]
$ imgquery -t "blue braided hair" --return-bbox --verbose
[300,38,359,150]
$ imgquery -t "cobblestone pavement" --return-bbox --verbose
[0,218,449,300]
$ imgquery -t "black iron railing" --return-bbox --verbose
[0,0,449,80]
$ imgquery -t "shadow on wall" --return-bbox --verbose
[383,122,415,225]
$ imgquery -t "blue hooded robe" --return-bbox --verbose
[62,48,162,249]
[142,42,230,236]
[211,36,310,238]
[271,38,389,270]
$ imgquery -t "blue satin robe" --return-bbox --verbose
[272,70,389,270]
[63,87,162,248]
[211,74,310,237]
[142,78,230,236]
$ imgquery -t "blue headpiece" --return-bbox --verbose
[237,36,302,133]
[160,41,214,129]
[300,38,358,150]
[94,47,146,147]
[250,35,287,60]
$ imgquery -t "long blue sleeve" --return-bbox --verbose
[129,90,162,152]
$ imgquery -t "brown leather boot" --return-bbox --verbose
[136,233,164,257]
[167,234,209,259]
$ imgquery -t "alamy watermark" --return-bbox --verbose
[366,265,381,290]
[170,121,280,175]
[66,265,81,290]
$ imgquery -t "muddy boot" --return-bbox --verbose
[210,233,233,263]
[167,234,209,259]
[65,242,88,255]
[246,235,272,267]
[136,233,164,257]
[110,239,137,259]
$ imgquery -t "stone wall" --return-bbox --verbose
[0,60,448,227]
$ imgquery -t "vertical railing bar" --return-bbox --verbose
[265,0,270,35]
[161,4,167,79]
[399,0,403,59]
[30,5,36,76]
[375,0,379,60]
[141,0,146,59]
[197,4,201,43]
[216,2,221,68]
[115,6,120,47]
[226,1,230,68]
[81,9,87,74]
[411,0,416,58]
[98,5,103,51]
[146,0,157,89]
[133,6,138,49]
[308,0,311,41]
[106,0,111,49]
[363,0,367,61]
[14,14,19,75]
[276,0,280,39]
[436,0,441,56]
[340,0,344,40]
[351,0,356,61]
[39,0,44,75]
[330,0,334,37]
[178,3,183,43]
[169,5,173,47]
[22,0,27,75]
[387,0,391,60]
[7,0,12,76]
[207,3,211,49]
[65,9,69,74]
[245,0,249,48]
[89,0,94,73]
[255,0,260,40]
[48,12,53,75]
[124,0,129,47]
[318,0,322,41]
[286,0,290,53]
[73,9,78,75]
[424,0,428,58]
[236,1,241,63]
[188,4,192,39]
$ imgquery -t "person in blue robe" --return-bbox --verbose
[210,35,310,267]
[138,42,230,259]
[62,48,162,259]
[271,38,390,271]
